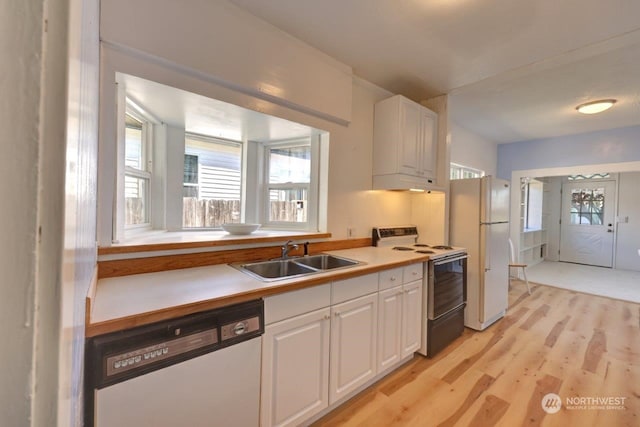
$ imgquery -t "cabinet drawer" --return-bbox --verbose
[264,284,331,325]
[379,268,403,290]
[403,263,423,283]
[332,273,378,305]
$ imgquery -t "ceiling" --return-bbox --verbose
[228,0,640,143]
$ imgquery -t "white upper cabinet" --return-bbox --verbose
[373,95,438,190]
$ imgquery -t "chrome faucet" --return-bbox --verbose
[280,240,299,259]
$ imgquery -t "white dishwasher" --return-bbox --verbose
[85,299,263,427]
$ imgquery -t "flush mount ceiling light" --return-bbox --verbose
[576,99,617,114]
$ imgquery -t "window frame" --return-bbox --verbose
[450,162,485,180]
[260,138,319,231]
[114,90,160,241]
[123,109,152,227]
[522,178,543,231]
[182,133,244,229]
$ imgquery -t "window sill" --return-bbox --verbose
[98,229,332,257]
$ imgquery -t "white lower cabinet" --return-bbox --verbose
[260,263,424,426]
[329,293,378,404]
[261,307,331,427]
[377,286,403,372]
[401,280,423,358]
[377,279,423,372]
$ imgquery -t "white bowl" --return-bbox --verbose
[221,223,261,235]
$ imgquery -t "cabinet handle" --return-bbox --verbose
[390,277,397,281]
[334,311,341,317]
[323,314,330,320]
[412,271,418,276]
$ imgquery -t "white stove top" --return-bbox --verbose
[372,226,466,260]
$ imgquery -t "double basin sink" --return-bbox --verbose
[233,254,363,281]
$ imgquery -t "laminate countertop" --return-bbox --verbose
[87,246,433,337]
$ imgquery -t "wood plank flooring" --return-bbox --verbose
[312,281,639,427]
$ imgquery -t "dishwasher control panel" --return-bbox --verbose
[220,316,261,341]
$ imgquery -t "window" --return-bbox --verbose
[108,76,328,242]
[521,178,543,231]
[570,188,605,225]
[567,173,610,181]
[450,163,484,180]
[124,110,151,226]
[183,135,242,228]
[265,143,312,226]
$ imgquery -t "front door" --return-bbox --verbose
[559,180,616,267]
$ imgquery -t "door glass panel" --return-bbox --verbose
[569,188,605,225]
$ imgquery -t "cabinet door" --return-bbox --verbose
[261,308,330,427]
[377,286,403,372]
[420,109,437,180]
[401,280,423,358]
[330,293,378,404]
[399,98,422,175]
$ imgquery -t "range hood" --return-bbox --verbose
[373,174,445,192]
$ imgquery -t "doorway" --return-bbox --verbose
[559,180,616,267]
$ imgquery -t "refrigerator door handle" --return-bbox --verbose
[482,224,491,272]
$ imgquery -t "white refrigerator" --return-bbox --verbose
[450,176,510,331]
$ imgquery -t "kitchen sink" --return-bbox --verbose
[240,259,316,279]
[293,254,360,270]
[232,254,363,281]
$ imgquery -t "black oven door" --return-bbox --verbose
[428,255,467,320]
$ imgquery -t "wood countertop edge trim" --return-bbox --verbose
[84,266,99,328]
[85,255,430,337]
[98,232,332,255]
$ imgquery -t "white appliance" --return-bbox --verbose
[450,176,510,331]
[85,300,264,427]
[372,226,468,357]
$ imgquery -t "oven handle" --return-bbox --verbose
[430,302,466,321]
[432,254,468,266]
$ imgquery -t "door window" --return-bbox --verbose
[570,188,604,225]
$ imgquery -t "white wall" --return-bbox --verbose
[450,121,498,176]
[100,0,352,124]
[0,1,44,424]
[97,2,417,244]
[616,172,640,271]
[1,0,97,425]
[59,0,100,425]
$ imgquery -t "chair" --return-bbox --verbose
[508,238,531,295]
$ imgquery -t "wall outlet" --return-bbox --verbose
[347,227,355,238]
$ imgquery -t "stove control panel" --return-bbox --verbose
[373,226,419,246]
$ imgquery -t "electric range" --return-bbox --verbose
[372,226,468,358]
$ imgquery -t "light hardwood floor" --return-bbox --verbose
[312,281,640,427]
